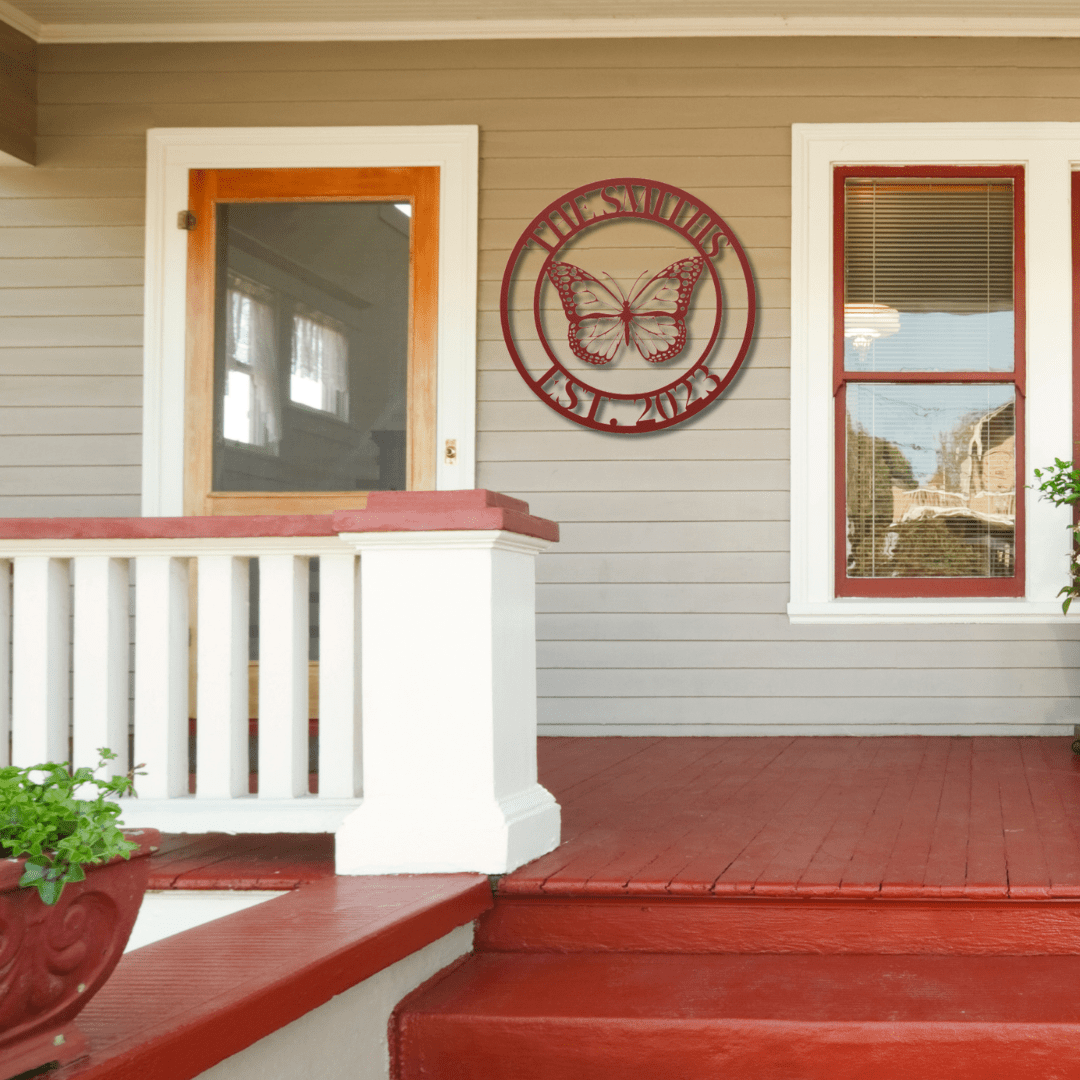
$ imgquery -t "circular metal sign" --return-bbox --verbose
[500,178,756,433]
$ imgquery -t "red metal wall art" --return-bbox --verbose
[501,178,756,433]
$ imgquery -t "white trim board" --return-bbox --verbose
[790,122,1080,626]
[11,10,1080,43]
[141,125,479,516]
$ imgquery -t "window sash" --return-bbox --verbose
[832,165,1026,598]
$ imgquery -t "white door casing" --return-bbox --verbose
[141,125,479,515]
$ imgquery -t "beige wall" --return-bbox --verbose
[0,20,35,165]
[2,36,1080,732]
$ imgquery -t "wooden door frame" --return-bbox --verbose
[184,165,439,516]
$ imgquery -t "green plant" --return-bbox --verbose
[1034,458,1080,613]
[0,749,140,905]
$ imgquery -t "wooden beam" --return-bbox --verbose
[0,18,35,165]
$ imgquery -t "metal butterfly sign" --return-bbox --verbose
[546,256,706,366]
[501,177,756,433]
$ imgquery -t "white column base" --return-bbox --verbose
[335,783,560,875]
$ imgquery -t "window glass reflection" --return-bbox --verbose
[213,201,410,492]
[846,383,1016,579]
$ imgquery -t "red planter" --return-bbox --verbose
[0,828,159,1078]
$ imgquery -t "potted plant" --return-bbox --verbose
[0,748,158,1078]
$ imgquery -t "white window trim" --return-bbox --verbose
[790,122,1080,624]
[141,125,479,515]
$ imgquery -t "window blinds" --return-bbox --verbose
[844,180,1014,315]
[843,179,1015,374]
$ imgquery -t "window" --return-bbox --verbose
[141,126,479,516]
[790,125,1075,623]
[290,307,350,421]
[834,168,1024,597]
[223,272,280,448]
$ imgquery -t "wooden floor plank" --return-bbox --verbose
[964,738,1010,898]
[625,739,794,893]
[1020,738,1080,896]
[921,738,973,898]
[707,759,839,896]
[583,739,761,893]
[797,743,892,896]
[878,740,951,897]
[839,738,928,897]
[998,738,1052,898]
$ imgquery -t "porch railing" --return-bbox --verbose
[0,490,562,875]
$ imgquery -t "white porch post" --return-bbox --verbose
[11,557,71,765]
[334,530,561,875]
[72,556,130,777]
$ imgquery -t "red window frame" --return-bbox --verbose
[833,164,1026,598]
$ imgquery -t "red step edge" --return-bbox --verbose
[477,893,1080,956]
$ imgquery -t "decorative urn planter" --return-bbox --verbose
[0,828,159,1078]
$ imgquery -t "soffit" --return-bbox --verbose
[4,0,1080,43]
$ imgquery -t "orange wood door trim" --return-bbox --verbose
[184,166,439,516]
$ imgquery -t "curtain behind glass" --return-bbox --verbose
[290,307,350,420]
[225,271,281,449]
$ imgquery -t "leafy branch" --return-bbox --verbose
[0,748,143,905]
[1033,459,1080,613]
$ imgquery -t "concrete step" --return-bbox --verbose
[394,951,1080,1079]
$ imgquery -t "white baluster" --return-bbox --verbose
[72,556,130,777]
[11,557,70,766]
[0,560,10,767]
[196,555,249,798]
[258,554,308,798]
[134,555,189,798]
[317,552,360,798]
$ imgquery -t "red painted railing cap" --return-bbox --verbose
[363,490,531,514]
[334,489,559,543]
[0,516,338,540]
[0,492,558,544]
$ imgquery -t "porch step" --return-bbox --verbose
[393,951,1080,1080]
[476,892,1080,954]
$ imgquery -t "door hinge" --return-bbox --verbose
[177,210,197,230]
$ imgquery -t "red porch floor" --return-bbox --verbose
[148,736,1080,900]
[504,735,1080,900]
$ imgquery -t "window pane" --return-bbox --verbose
[846,383,1015,579]
[844,180,1014,372]
[290,307,350,421]
[213,201,410,492]
[225,273,280,449]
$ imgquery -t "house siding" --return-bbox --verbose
[2,35,1080,733]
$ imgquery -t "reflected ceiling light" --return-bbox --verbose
[843,302,901,355]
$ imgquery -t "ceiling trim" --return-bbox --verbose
[5,13,1080,44]
[0,0,39,39]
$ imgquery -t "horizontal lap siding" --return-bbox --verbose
[2,35,1079,730]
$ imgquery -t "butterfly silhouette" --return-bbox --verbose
[546,256,706,366]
